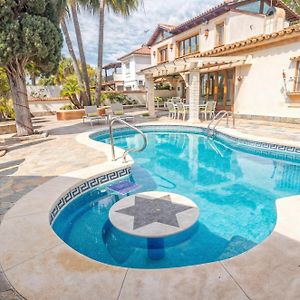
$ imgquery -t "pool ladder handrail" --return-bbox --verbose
[207,110,235,137]
[109,117,147,162]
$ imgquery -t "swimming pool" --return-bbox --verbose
[53,126,300,269]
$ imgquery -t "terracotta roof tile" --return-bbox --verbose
[118,46,151,60]
[171,0,299,35]
[186,24,300,58]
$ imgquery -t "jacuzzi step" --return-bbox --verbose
[107,180,140,195]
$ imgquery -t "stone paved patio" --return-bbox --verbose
[0,111,300,299]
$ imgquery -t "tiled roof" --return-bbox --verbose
[159,24,176,31]
[190,24,300,57]
[29,97,69,102]
[103,62,122,70]
[171,0,299,35]
[118,46,151,60]
[147,24,176,46]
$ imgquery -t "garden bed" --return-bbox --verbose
[56,107,106,121]
[0,121,16,134]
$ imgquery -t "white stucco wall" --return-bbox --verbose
[121,55,151,90]
[149,9,287,66]
[227,11,266,44]
[27,85,62,99]
[234,41,300,118]
[29,100,70,115]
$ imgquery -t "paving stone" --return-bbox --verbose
[0,290,22,300]
[0,271,11,292]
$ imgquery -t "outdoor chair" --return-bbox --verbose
[82,105,107,126]
[199,101,216,121]
[177,102,189,121]
[111,103,134,122]
[171,97,181,104]
[167,102,177,119]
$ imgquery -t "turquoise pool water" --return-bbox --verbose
[53,127,300,268]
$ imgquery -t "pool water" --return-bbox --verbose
[53,127,300,268]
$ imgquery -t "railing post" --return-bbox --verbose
[109,119,116,161]
[109,117,147,162]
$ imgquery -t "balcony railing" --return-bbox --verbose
[292,76,300,92]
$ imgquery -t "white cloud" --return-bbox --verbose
[63,0,221,65]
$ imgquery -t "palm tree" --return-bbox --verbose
[58,0,91,105]
[283,0,300,14]
[93,0,141,106]
[61,17,86,96]
[69,2,92,105]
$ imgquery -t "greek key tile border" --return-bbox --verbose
[49,167,131,225]
[92,124,300,156]
[215,132,300,155]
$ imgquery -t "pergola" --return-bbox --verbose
[141,55,252,121]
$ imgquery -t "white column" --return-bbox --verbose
[188,70,200,122]
[146,76,155,117]
[184,73,190,103]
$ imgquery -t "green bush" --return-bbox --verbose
[60,104,76,110]
[0,98,15,120]
[103,93,137,105]
[60,75,83,109]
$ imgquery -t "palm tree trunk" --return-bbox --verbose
[61,17,87,105]
[70,3,91,105]
[6,61,33,136]
[95,0,105,106]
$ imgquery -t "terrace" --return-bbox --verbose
[0,113,300,299]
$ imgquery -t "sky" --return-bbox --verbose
[64,0,220,66]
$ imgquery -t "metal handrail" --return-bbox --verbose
[207,110,235,137]
[109,117,147,162]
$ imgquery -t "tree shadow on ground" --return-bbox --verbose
[47,122,108,136]
[3,138,54,153]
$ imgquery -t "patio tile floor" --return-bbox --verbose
[0,112,300,299]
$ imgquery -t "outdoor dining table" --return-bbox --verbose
[173,104,207,109]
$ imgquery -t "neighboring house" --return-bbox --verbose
[102,62,124,91]
[118,46,151,91]
[142,0,300,122]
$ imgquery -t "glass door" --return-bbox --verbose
[226,69,235,110]
[208,73,215,101]
[200,74,208,104]
[217,72,224,107]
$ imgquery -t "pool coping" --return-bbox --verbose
[0,121,300,299]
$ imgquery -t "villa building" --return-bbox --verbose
[102,62,124,91]
[102,46,151,92]
[142,0,300,123]
[119,46,151,91]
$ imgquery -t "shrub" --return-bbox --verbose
[103,93,138,105]
[60,104,76,110]
[61,75,83,109]
[0,98,15,120]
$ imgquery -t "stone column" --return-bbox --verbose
[183,73,190,103]
[146,76,155,117]
[188,70,200,122]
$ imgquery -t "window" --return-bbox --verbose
[177,35,199,57]
[237,0,270,14]
[125,63,130,74]
[158,46,168,63]
[216,23,225,47]
[294,61,300,92]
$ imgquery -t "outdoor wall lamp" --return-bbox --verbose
[169,44,173,51]
[282,70,286,80]
[237,76,243,82]
[153,51,156,57]
[204,29,209,38]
